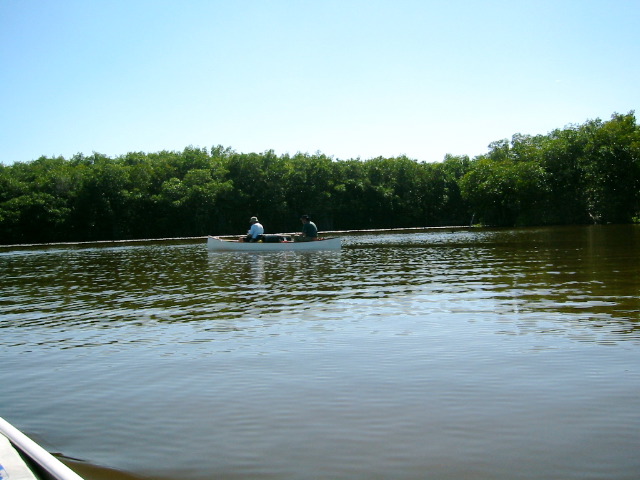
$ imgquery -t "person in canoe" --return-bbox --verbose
[241,216,264,242]
[296,214,318,241]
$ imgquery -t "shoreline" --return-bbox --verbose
[0,225,479,250]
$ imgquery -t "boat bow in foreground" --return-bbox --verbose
[0,417,84,480]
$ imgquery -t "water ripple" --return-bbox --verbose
[1,227,640,479]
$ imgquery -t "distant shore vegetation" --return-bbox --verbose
[1,112,639,245]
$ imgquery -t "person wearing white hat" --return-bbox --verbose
[243,216,264,242]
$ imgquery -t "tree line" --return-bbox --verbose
[1,112,638,245]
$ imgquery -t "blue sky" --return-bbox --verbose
[1,0,638,165]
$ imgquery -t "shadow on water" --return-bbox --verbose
[63,459,149,480]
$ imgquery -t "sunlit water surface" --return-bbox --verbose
[1,226,639,480]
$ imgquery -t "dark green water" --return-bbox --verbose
[1,225,639,479]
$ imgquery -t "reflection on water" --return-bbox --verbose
[1,225,639,479]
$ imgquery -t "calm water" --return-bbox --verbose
[1,225,639,480]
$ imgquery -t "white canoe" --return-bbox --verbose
[0,417,85,480]
[207,236,341,251]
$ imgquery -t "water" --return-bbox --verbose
[1,225,639,480]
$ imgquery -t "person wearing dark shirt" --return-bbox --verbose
[299,214,318,241]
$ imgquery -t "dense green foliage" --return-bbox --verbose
[1,112,639,244]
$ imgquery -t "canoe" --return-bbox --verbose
[207,236,341,251]
[0,417,84,480]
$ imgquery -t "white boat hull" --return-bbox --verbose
[207,236,341,251]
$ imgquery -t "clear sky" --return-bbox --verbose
[1,0,638,165]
